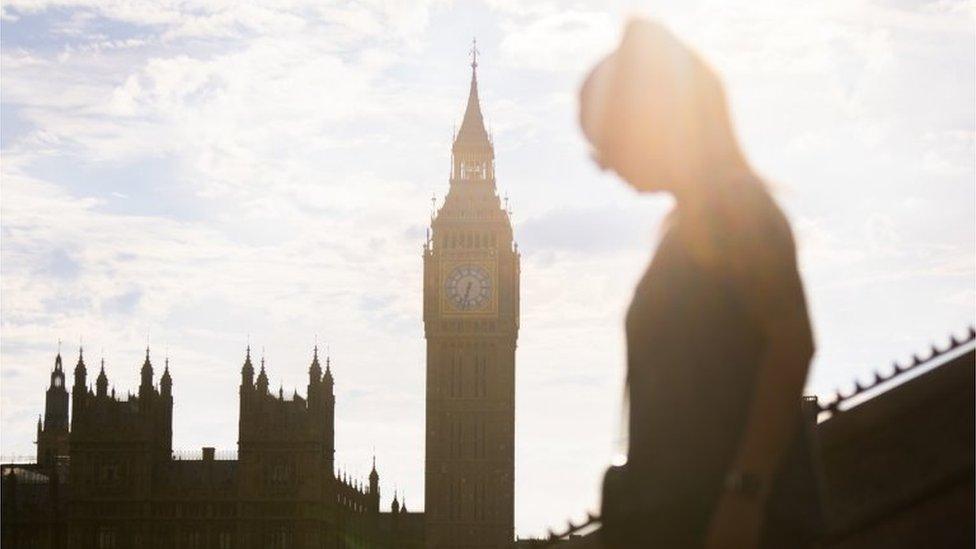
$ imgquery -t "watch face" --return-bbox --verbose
[445,265,492,311]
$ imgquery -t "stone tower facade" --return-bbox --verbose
[236,346,341,546]
[67,348,174,546]
[423,51,520,549]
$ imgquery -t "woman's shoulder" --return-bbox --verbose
[672,178,796,281]
[721,177,794,254]
[750,186,795,255]
[674,178,796,270]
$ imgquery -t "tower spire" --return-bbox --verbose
[161,356,172,395]
[256,350,269,393]
[140,345,153,387]
[454,39,489,151]
[470,37,478,72]
[310,342,322,381]
[96,360,108,397]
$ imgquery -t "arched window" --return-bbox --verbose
[97,527,117,549]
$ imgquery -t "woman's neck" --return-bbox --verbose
[669,161,755,208]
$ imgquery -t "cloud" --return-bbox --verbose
[1,0,973,540]
[102,288,142,315]
[35,248,82,279]
[497,8,617,72]
[517,203,664,255]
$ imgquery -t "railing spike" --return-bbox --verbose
[968,326,975,340]
[911,353,922,366]
[873,370,884,384]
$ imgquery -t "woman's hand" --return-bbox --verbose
[704,492,765,549]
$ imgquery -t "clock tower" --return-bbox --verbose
[423,46,520,549]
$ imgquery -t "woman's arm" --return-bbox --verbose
[706,208,815,549]
[730,313,814,492]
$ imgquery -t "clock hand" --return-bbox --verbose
[463,281,473,306]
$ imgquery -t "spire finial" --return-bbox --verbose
[470,37,479,71]
[58,338,62,356]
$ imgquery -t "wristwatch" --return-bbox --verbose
[723,470,766,499]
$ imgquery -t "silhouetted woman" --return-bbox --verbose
[576,19,820,549]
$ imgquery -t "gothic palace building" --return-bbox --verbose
[4,347,423,549]
[1,53,518,549]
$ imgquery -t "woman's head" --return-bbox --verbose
[580,19,748,197]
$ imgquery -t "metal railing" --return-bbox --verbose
[819,326,975,415]
[171,449,238,461]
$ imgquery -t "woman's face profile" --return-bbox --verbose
[581,105,678,196]
[579,31,686,196]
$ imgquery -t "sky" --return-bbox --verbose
[1,0,973,539]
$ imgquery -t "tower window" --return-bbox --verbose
[453,416,463,458]
[473,354,487,398]
[97,527,117,549]
[473,417,484,459]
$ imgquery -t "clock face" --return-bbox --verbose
[445,265,492,311]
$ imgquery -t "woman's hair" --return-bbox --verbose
[581,19,767,267]
[580,19,752,197]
